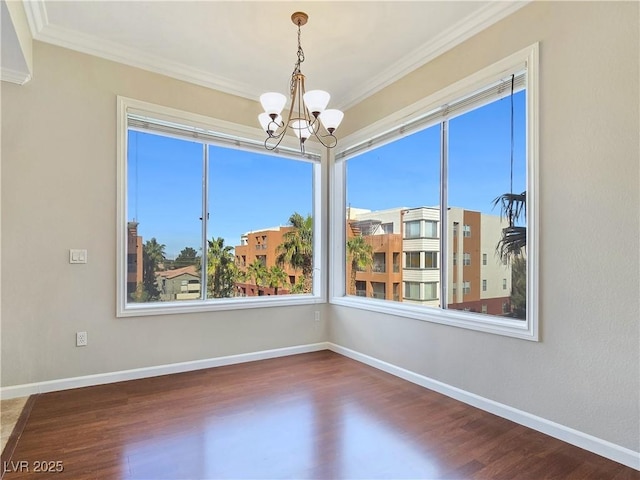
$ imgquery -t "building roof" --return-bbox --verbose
[156,265,199,280]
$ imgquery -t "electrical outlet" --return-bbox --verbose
[76,331,88,347]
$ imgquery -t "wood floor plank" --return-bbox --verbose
[2,351,637,479]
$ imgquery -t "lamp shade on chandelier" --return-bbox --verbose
[258,12,344,154]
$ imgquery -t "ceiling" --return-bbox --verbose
[6,1,527,110]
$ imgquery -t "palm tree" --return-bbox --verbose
[276,212,313,293]
[142,238,165,301]
[346,234,374,295]
[510,255,526,319]
[246,259,267,296]
[265,265,289,295]
[207,237,236,298]
[493,192,526,262]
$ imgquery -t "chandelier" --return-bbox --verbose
[258,12,344,154]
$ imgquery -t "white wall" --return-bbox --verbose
[330,1,639,452]
[1,41,328,387]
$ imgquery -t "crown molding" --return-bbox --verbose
[21,0,47,35]
[338,1,531,111]
[21,0,261,101]
[21,1,530,109]
[1,67,31,85]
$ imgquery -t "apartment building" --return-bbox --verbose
[156,265,201,301]
[348,206,512,316]
[234,226,300,296]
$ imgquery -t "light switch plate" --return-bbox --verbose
[69,249,87,264]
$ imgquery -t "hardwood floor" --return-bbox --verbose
[3,351,637,479]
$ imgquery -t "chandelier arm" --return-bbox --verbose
[264,132,286,151]
[311,131,338,149]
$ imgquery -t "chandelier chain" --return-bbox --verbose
[290,22,305,96]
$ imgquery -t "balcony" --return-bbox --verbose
[372,263,386,273]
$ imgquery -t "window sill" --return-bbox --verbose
[330,295,537,341]
[118,294,324,318]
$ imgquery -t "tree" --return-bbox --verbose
[276,212,313,293]
[493,192,526,262]
[289,275,306,294]
[130,282,150,303]
[246,259,267,296]
[174,247,200,269]
[265,265,289,295]
[493,192,527,319]
[510,255,527,319]
[346,234,374,295]
[142,238,165,301]
[207,237,236,298]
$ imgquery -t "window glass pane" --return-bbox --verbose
[127,131,203,304]
[346,124,441,306]
[208,147,313,298]
[406,252,420,269]
[424,282,438,300]
[405,221,421,239]
[448,90,526,319]
[425,221,438,238]
[424,251,438,269]
[404,281,420,300]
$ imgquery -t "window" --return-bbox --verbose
[404,282,420,300]
[424,282,438,301]
[381,223,393,234]
[425,221,438,238]
[355,280,366,297]
[371,282,386,299]
[424,251,438,269]
[117,97,323,316]
[406,252,421,269]
[481,304,488,314]
[372,253,386,273]
[503,278,507,290]
[333,44,538,340]
[405,221,421,239]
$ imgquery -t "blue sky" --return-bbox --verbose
[347,91,526,214]
[128,91,525,258]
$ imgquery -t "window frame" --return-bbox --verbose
[329,44,539,341]
[117,97,326,317]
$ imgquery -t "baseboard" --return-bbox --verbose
[327,342,640,471]
[0,342,330,400]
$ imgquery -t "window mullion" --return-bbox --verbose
[201,144,209,300]
[440,120,448,309]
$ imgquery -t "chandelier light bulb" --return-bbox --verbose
[260,92,287,118]
[303,90,330,117]
[258,113,281,135]
[291,119,314,141]
[319,109,344,134]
